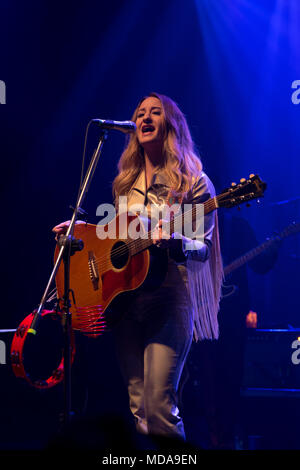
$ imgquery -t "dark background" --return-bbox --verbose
[0,0,299,451]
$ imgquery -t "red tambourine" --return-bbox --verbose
[10,309,75,389]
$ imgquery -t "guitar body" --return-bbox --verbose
[54,214,150,334]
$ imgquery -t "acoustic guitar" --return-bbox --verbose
[54,174,266,337]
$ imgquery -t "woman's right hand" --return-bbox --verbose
[52,220,86,241]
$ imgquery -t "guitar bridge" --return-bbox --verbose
[88,251,99,291]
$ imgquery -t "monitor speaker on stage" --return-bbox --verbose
[242,328,300,391]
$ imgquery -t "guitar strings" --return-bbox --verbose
[90,196,221,269]
[91,195,227,268]
[92,198,218,266]
[103,182,260,265]
[57,187,255,291]
[66,187,248,272]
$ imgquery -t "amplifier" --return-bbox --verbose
[242,328,300,391]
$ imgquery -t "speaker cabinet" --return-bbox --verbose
[242,328,300,390]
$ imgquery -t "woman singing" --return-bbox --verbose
[53,92,223,441]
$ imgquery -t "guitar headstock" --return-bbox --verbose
[217,174,267,209]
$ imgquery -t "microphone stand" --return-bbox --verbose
[29,129,108,427]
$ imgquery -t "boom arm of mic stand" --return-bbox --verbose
[28,130,108,335]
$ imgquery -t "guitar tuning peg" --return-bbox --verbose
[240,178,246,183]
[231,182,236,187]
[249,173,255,178]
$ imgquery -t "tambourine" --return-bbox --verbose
[10,309,75,389]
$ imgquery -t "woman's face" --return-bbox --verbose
[135,96,165,148]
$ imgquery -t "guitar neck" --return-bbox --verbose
[223,222,300,276]
[223,239,274,276]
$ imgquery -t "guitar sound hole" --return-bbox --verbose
[111,241,129,269]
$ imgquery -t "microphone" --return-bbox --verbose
[92,119,136,134]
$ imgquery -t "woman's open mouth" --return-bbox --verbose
[142,125,155,134]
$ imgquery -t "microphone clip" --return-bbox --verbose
[57,235,84,257]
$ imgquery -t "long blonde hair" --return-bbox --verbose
[113,93,223,341]
[112,92,202,200]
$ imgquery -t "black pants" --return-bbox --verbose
[113,260,193,439]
